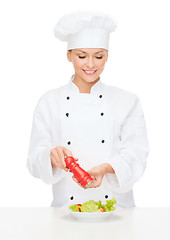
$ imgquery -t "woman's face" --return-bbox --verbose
[67,48,108,83]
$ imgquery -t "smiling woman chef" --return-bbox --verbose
[27,11,149,208]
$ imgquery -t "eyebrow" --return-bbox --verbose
[76,50,104,54]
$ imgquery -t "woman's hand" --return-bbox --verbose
[50,146,78,172]
[71,164,105,188]
[86,163,115,188]
[72,163,114,188]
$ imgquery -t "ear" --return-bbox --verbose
[106,50,109,62]
[67,50,72,62]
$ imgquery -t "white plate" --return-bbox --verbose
[68,209,116,222]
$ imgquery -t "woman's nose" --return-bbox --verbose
[86,57,94,68]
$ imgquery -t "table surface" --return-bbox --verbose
[0,207,169,240]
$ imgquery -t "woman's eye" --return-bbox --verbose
[78,56,103,59]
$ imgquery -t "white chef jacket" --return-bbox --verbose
[27,74,149,208]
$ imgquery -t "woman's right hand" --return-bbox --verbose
[50,146,76,171]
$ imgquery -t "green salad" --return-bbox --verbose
[69,197,116,212]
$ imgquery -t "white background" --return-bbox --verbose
[0,0,169,207]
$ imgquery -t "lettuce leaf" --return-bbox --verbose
[81,200,99,212]
[104,197,117,211]
[69,204,80,212]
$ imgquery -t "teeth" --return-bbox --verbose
[84,70,96,73]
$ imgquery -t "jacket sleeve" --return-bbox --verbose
[27,95,66,184]
[105,97,149,193]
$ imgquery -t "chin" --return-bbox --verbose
[83,74,100,83]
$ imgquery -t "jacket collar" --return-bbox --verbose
[69,74,102,94]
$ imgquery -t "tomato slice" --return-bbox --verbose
[77,204,82,212]
[99,208,105,212]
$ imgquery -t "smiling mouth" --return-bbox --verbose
[83,70,97,75]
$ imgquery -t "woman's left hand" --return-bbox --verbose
[72,163,115,188]
[86,163,112,188]
[86,165,104,188]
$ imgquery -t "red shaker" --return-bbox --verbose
[64,156,94,188]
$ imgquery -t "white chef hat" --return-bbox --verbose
[53,11,117,50]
